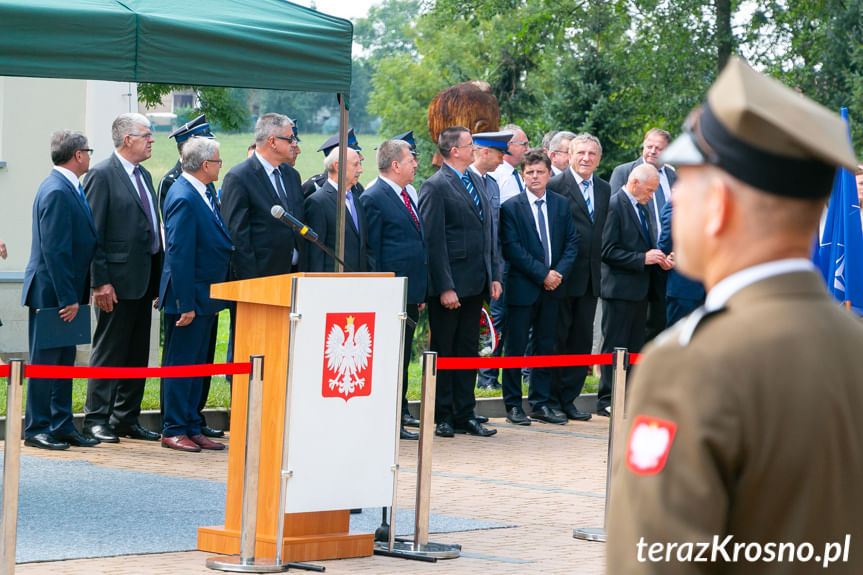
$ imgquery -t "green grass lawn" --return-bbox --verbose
[147,132,386,192]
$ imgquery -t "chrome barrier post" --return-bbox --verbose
[207,356,286,573]
[573,347,629,543]
[375,352,459,560]
[1,360,23,575]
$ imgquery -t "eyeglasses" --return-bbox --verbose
[129,132,153,139]
[274,135,297,144]
[454,143,475,150]
[205,158,223,167]
[511,141,529,147]
[78,148,94,156]
[552,149,570,154]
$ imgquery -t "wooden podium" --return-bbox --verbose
[198,273,389,561]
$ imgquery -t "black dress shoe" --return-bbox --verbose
[200,425,225,438]
[506,406,531,426]
[83,424,119,443]
[434,422,454,438]
[401,412,420,428]
[474,414,489,424]
[400,426,419,440]
[530,405,567,425]
[24,433,70,450]
[596,405,611,417]
[454,419,497,437]
[55,430,100,447]
[116,423,161,441]
[562,405,592,421]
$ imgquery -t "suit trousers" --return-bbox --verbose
[428,294,483,425]
[550,291,598,408]
[84,295,154,429]
[502,292,558,411]
[401,304,419,413]
[645,295,667,343]
[161,313,215,437]
[25,307,77,438]
[598,298,648,409]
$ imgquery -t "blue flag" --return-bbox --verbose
[813,107,863,313]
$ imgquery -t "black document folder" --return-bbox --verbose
[34,305,91,349]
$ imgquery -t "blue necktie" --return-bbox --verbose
[535,198,551,267]
[346,190,359,231]
[638,203,651,244]
[462,172,482,220]
[513,168,524,193]
[581,179,594,222]
[77,183,91,216]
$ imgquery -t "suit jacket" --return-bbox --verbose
[609,157,677,199]
[500,190,578,306]
[22,170,97,308]
[303,181,372,273]
[657,201,705,301]
[418,165,500,299]
[158,160,182,217]
[547,169,610,297]
[474,169,505,280]
[600,191,663,301]
[220,156,305,280]
[608,271,863,575]
[158,176,233,316]
[84,153,162,299]
[360,179,428,305]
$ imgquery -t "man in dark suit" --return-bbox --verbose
[221,113,305,281]
[597,164,670,415]
[83,113,162,443]
[609,128,677,342]
[360,138,425,441]
[419,126,502,438]
[159,137,233,452]
[500,149,578,426]
[546,133,609,421]
[301,128,364,198]
[304,146,372,272]
[22,130,99,450]
[657,201,704,326]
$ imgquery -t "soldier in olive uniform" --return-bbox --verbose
[607,57,863,574]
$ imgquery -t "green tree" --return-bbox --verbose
[137,85,250,132]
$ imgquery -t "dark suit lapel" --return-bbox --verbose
[517,193,543,253]
[251,158,283,208]
[565,171,593,220]
[381,185,423,238]
[623,195,648,247]
[442,166,482,222]
[56,171,95,233]
[110,154,151,221]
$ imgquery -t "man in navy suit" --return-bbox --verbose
[546,133,610,421]
[360,138,426,441]
[83,113,163,443]
[22,130,98,450]
[598,164,671,415]
[304,146,372,272]
[658,201,705,325]
[419,126,502,438]
[221,113,305,280]
[609,128,677,342]
[159,137,233,452]
[500,149,578,426]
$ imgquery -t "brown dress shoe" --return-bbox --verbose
[161,435,201,452]
[189,434,226,450]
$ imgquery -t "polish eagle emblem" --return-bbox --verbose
[625,415,678,475]
[323,314,374,399]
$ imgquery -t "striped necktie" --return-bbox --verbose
[581,179,594,221]
[461,172,482,220]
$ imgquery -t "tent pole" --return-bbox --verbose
[334,94,349,273]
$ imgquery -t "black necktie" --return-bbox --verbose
[638,203,651,244]
[535,198,551,267]
[273,168,288,209]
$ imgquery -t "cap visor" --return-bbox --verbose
[659,132,706,166]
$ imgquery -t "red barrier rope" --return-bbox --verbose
[0,364,9,378]
[437,353,640,370]
[23,362,252,379]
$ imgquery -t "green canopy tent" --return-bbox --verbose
[0,0,357,266]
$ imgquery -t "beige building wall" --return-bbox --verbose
[0,77,159,364]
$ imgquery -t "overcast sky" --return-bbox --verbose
[295,0,379,21]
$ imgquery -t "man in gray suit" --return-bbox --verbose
[83,113,163,443]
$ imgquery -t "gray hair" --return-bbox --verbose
[629,162,658,185]
[254,113,294,144]
[181,137,221,172]
[111,113,150,148]
[324,147,341,173]
[377,140,411,172]
[570,132,603,155]
[501,123,524,135]
[549,131,576,151]
[541,130,559,150]
[50,130,88,165]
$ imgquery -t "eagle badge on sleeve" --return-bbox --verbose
[625,415,677,475]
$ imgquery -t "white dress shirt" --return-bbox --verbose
[528,190,552,265]
[490,159,524,204]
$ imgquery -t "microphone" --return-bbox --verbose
[271,205,319,241]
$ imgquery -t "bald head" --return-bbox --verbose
[626,164,659,204]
